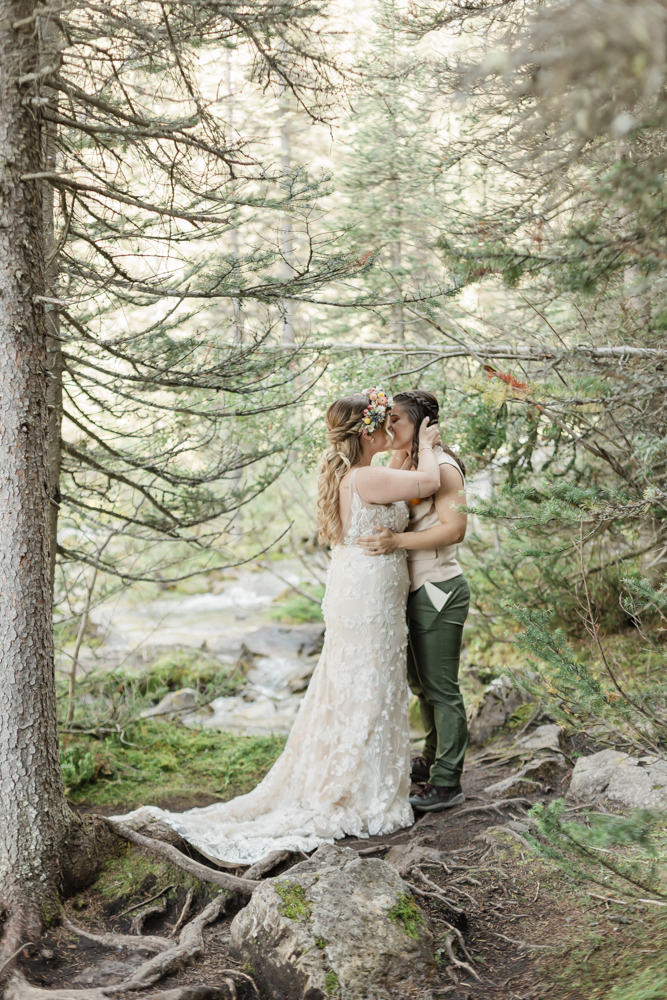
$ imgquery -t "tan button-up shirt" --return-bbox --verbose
[406,448,465,592]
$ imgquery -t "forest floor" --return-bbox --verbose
[17,723,666,1000]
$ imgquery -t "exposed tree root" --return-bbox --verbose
[5,977,243,1000]
[130,900,167,936]
[0,896,45,982]
[440,933,482,983]
[6,894,232,1000]
[62,919,170,954]
[0,945,35,980]
[105,822,257,899]
[242,851,292,881]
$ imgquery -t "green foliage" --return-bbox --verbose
[544,910,667,1000]
[60,745,97,789]
[269,586,324,624]
[529,800,666,901]
[388,894,425,939]
[324,970,340,995]
[275,881,312,921]
[59,721,284,809]
[315,937,327,949]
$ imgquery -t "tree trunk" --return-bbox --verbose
[39,16,63,597]
[0,0,97,960]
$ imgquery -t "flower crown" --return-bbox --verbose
[357,386,393,436]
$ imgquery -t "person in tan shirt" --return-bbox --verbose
[357,390,469,813]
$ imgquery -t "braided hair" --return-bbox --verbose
[317,394,388,545]
[393,390,466,477]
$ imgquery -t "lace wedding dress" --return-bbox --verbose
[114,472,413,865]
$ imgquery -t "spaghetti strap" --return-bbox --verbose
[339,469,358,542]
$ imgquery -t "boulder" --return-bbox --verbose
[516,724,564,753]
[230,843,435,1000]
[483,775,547,798]
[567,749,667,809]
[384,843,448,876]
[483,753,568,798]
[140,687,199,718]
[467,675,532,745]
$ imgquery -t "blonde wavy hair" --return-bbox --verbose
[317,394,391,545]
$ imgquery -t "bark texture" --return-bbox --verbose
[0,0,75,953]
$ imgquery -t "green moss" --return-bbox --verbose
[324,970,339,995]
[315,937,327,949]
[274,881,312,921]
[95,844,206,900]
[59,721,284,809]
[388,894,425,940]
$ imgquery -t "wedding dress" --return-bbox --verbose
[114,471,413,865]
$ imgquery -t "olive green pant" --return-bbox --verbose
[407,575,470,788]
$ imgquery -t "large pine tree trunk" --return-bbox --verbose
[0,0,111,961]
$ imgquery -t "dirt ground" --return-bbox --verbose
[17,743,593,1000]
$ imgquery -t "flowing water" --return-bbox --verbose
[63,563,325,736]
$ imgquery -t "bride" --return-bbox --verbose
[115,389,441,866]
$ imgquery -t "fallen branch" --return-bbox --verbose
[106,820,257,898]
[119,886,176,918]
[170,889,194,939]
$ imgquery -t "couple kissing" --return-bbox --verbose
[115,387,469,868]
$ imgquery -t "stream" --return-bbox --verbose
[62,563,325,736]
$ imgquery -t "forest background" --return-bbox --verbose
[4,0,667,991]
[52,0,667,763]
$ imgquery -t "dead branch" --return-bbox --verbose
[169,889,194,939]
[105,820,257,898]
[118,886,175,918]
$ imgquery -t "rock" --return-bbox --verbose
[140,687,198,718]
[230,843,435,1000]
[517,724,564,753]
[467,675,532,745]
[567,749,667,809]
[484,754,567,799]
[71,957,145,986]
[483,775,547,798]
[287,667,315,694]
[384,843,447,876]
[521,754,568,782]
[243,624,325,659]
